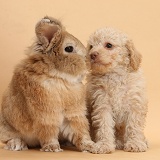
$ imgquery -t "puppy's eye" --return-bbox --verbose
[105,43,113,49]
[65,46,74,53]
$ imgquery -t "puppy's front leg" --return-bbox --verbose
[91,105,116,153]
[124,111,148,152]
[66,116,95,153]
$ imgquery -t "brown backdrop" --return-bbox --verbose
[0,0,160,157]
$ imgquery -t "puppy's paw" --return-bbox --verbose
[91,141,115,154]
[124,140,148,152]
[4,138,28,151]
[40,143,63,152]
[76,140,95,153]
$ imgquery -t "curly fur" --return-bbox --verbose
[0,16,101,153]
[86,27,148,153]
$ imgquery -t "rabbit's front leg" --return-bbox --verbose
[37,124,62,152]
[34,116,63,152]
[31,107,63,152]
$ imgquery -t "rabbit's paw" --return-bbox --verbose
[40,143,63,152]
[4,138,28,151]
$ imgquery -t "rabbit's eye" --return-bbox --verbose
[65,46,74,53]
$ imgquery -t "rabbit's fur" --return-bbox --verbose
[0,16,98,153]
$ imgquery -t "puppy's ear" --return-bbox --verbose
[35,16,63,52]
[126,40,142,71]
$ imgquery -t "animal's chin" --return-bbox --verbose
[91,62,112,75]
[91,61,111,67]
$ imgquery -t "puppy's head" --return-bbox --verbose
[87,27,142,75]
[28,16,87,77]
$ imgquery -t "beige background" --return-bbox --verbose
[0,0,160,159]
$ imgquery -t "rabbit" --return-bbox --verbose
[0,16,100,153]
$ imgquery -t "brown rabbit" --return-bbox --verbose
[0,16,98,153]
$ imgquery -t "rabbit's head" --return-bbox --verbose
[27,16,87,82]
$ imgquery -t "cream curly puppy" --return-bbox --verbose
[86,27,148,153]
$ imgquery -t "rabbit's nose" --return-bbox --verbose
[90,51,99,60]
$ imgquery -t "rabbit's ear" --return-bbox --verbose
[126,40,142,72]
[35,17,63,50]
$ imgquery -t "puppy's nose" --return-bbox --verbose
[90,51,99,60]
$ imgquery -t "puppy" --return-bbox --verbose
[86,27,148,153]
[0,16,99,153]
